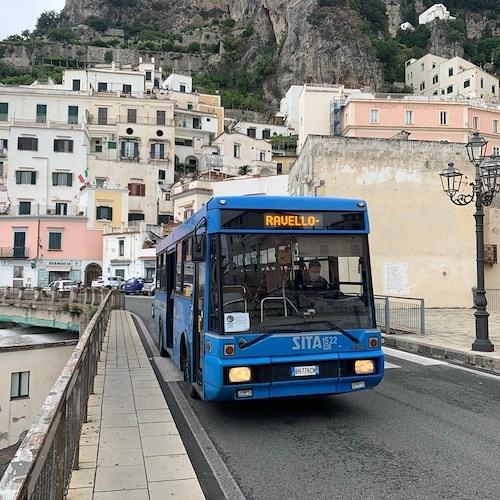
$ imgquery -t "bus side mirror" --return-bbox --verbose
[192,234,206,262]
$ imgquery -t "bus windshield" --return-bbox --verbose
[218,234,374,334]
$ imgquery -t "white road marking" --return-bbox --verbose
[384,361,401,369]
[383,347,447,366]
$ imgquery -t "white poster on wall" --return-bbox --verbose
[383,262,409,295]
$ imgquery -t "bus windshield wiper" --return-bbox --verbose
[238,327,300,350]
[302,320,360,344]
[238,321,360,350]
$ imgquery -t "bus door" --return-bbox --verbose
[166,246,176,348]
[192,261,205,385]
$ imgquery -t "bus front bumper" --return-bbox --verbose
[202,351,384,402]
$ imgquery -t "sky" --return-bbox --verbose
[0,0,66,40]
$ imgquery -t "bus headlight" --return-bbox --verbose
[229,366,252,383]
[354,359,375,375]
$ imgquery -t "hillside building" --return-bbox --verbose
[418,4,455,25]
[405,54,499,102]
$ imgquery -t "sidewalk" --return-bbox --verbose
[67,310,205,500]
[383,308,500,374]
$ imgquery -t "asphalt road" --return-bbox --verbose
[126,296,500,500]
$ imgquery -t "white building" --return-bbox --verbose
[419,4,455,25]
[399,22,415,31]
[405,54,499,102]
[102,221,160,279]
[0,329,76,449]
[163,73,193,93]
[279,85,303,132]
[212,174,289,197]
[226,120,295,141]
[209,132,276,177]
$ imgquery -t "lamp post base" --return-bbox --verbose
[471,338,495,352]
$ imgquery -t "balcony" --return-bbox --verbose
[117,115,175,126]
[0,246,29,258]
[4,205,87,216]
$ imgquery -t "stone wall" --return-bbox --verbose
[288,135,488,308]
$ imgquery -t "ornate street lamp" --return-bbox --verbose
[440,132,500,352]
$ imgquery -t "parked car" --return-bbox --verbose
[124,277,145,295]
[91,276,126,289]
[141,278,155,296]
[42,280,79,297]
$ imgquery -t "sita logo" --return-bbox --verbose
[292,335,338,350]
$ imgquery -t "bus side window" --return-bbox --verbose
[209,235,220,332]
[175,242,183,294]
[182,238,193,298]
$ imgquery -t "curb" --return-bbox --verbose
[382,334,500,375]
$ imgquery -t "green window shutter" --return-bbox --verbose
[134,142,139,158]
[52,172,58,186]
[107,141,116,149]
[67,173,73,186]
[31,171,36,184]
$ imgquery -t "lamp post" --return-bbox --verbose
[440,132,500,352]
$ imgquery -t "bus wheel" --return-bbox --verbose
[158,320,168,357]
[182,342,199,399]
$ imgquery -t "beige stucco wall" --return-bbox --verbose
[0,343,75,449]
[288,135,492,308]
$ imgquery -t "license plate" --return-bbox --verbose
[291,365,319,377]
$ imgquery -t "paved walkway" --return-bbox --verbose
[383,308,500,374]
[67,310,205,500]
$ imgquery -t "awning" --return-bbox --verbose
[45,265,72,272]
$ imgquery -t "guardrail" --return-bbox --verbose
[0,290,125,499]
[485,289,500,312]
[374,295,425,334]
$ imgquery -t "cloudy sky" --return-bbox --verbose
[0,0,66,40]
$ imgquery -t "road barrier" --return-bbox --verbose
[0,290,124,499]
[374,295,425,334]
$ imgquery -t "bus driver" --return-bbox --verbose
[297,260,330,290]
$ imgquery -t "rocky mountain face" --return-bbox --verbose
[1,1,497,109]
[61,0,385,95]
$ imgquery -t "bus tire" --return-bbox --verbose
[158,319,168,357]
[182,340,199,399]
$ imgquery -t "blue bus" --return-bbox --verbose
[153,196,384,401]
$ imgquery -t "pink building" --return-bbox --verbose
[341,95,500,156]
[0,215,103,288]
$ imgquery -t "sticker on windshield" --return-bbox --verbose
[224,313,250,332]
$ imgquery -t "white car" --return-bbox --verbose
[91,276,126,289]
[42,280,79,297]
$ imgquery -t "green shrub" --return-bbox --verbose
[104,50,113,63]
[88,306,98,321]
[187,42,201,53]
[84,16,109,32]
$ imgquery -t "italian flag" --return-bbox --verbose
[78,168,89,184]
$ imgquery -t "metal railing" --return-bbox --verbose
[0,290,125,499]
[485,289,500,312]
[374,295,425,334]
[0,247,29,258]
[5,205,86,217]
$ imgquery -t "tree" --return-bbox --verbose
[237,165,252,176]
[35,10,61,35]
[104,50,114,63]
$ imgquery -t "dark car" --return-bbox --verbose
[124,277,145,295]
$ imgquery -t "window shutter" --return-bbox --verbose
[16,171,21,184]
[150,143,155,157]
[68,141,73,153]
[140,184,145,197]
[67,173,73,186]
[128,183,132,194]
[121,142,126,157]
[31,171,36,184]
[160,143,165,157]
[108,207,113,220]
[96,207,101,220]
[52,172,58,186]
[134,142,139,158]
[18,138,23,151]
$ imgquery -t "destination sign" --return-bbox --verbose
[220,210,365,231]
[264,214,320,228]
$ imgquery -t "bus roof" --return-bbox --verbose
[157,196,369,254]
